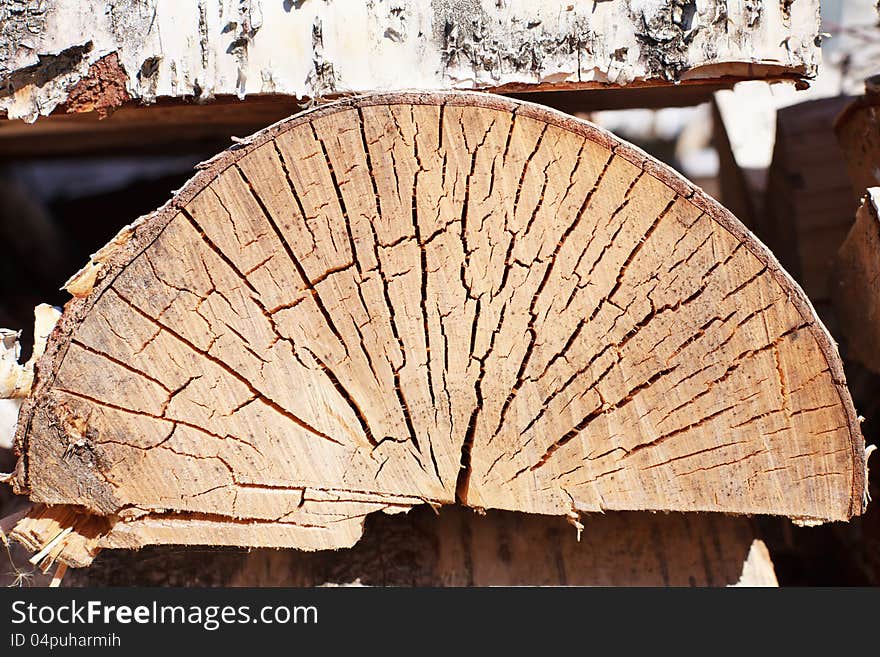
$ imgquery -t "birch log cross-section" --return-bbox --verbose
[6,92,867,567]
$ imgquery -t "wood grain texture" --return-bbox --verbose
[8,92,865,566]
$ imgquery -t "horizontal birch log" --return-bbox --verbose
[1,0,821,123]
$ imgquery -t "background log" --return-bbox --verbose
[756,96,856,317]
[834,189,880,374]
[834,78,880,200]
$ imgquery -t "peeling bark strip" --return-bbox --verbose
[0,0,821,122]
[1,304,62,399]
[7,92,865,567]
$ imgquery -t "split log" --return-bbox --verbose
[833,189,880,374]
[4,92,866,568]
[834,78,880,200]
[54,508,777,587]
[1,1,822,123]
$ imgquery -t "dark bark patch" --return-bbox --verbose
[61,52,130,118]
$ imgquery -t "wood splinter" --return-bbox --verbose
[2,92,866,568]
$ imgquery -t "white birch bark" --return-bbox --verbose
[1,0,821,122]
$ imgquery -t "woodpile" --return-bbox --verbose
[1,92,869,584]
[56,507,778,587]
[1,0,874,588]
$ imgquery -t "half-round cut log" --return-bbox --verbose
[10,93,866,561]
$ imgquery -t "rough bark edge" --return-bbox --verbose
[11,90,867,521]
[0,69,811,123]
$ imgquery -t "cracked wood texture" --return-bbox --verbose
[9,92,865,565]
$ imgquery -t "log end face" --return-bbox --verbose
[98,512,371,553]
[9,91,867,562]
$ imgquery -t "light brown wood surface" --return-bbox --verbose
[228,507,779,587]
[7,92,865,566]
[834,189,880,374]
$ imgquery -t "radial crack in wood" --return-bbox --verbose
[7,92,866,566]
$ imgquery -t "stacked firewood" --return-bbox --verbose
[1,0,875,587]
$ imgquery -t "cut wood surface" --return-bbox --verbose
[5,92,865,566]
[50,507,777,587]
[1,0,821,122]
[834,188,880,374]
